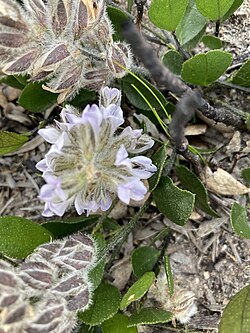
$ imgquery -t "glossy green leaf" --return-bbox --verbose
[176,0,207,48]
[132,247,160,278]
[148,0,188,31]
[181,50,232,86]
[42,216,99,238]
[162,50,183,75]
[107,6,130,41]
[18,82,58,112]
[230,59,250,87]
[79,283,121,325]
[219,284,250,333]
[230,203,250,239]
[0,75,25,89]
[222,0,244,21]
[0,131,28,156]
[195,0,234,20]
[128,308,172,326]
[241,168,250,187]
[202,35,223,49]
[164,254,174,296]
[0,216,52,258]
[149,144,169,192]
[153,176,195,225]
[102,314,138,333]
[120,272,155,310]
[176,165,220,217]
[122,74,169,111]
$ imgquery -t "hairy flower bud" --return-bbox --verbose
[0,0,132,102]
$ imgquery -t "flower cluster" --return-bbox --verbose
[0,233,97,333]
[0,0,132,102]
[37,87,157,217]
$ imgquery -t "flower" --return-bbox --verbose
[0,0,132,103]
[36,87,156,217]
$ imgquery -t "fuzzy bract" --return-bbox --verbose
[0,0,132,103]
[36,87,157,217]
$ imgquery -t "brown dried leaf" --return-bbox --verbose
[205,167,250,195]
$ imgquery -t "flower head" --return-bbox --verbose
[37,87,156,217]
[0,0,132,103]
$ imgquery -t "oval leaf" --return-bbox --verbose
[107,6,130,41]
[222,0,244,21]
[230,58,250,87]
[181,50,233,86]
[149,0,188,31]
[153,176,195,226]
[241,168,250,186]
[176,165,220,217]
[0,75,25,89]
[79,283,121,325]
[0,216,52,258]
[230,203,250,239]
[18,82,58,112]
[128,308,172,326]
[202,35,223,49]
[132,247,160,277]
[120,272,155,310]
[0,131,28,156]
[162,50,184,75]
[102,314,138,333]
[175,0,207,48]
[219,284,250,333]
[195,0,235,20]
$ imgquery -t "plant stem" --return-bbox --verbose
[97,196,153,263]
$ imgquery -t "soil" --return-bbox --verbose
[0,2,249,333]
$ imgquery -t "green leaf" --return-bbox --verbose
[0,131,28,156]
[128,308,172,326]
[102,314,138,333]
[181,50,232,86]
[42,216,99,238]
[230,59,250,87]
[153,176,195,226]
[0,75,25,89]
[164,254,174,296]
[176,0,207,48]
[107,6,130,41]
[230,203,250,239]
[222,0,244,21]
[176,165,220,217]
[202,35,223,49]
[132,247,160,278]
[79,283,121,325]
[148,0,188,31]
[162,50,184,75]
[219,284,250,333]
[241,168,250,186]
[149,144,169,192]
[89,235,106,290]
[120,272,155,310]
[0,216,52,258]
[18,82,58,112]
[195,0,235,20]
[69,88,96,108]
[122,74,169,111]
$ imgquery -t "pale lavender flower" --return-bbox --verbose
[37,87,156,217]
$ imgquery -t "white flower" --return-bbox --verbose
[37,87,157,217]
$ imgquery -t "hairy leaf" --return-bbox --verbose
[0,131,28,156]
[132,247,160,277]
[128,308,172,326]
